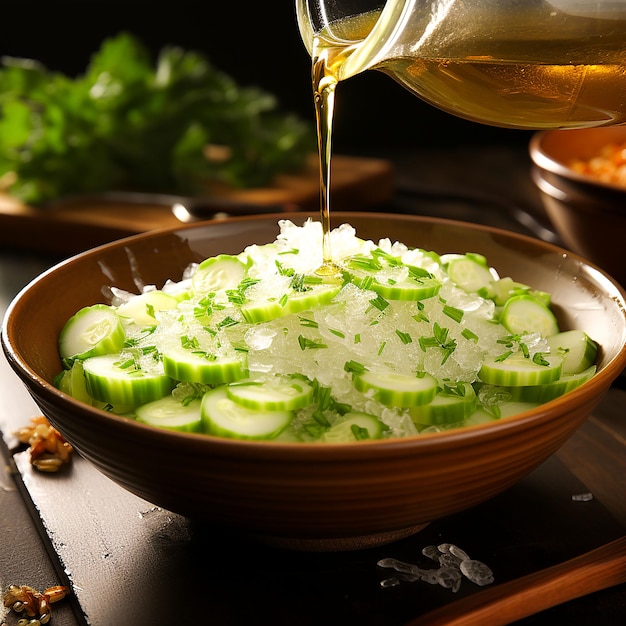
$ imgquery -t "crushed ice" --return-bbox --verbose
[378,542,494,592]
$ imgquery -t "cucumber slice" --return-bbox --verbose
[343,252,441,301]
[83,354,174,407]
[201,387,293,440]
[191,254,247,294]
[55,360,94,404]
[240,284,340,323]
[410,382,477,425]
[478,276,528,306]
[501,365,597,403]
[464,409,500,426]
[136,396,203,433]
[226,376,314,411]
[546,330,598,375]
[445,254,493,293]
[354,371,438,407]
[240,298,284,324]
[323,412,387,443]
[117,290,179,326]
[346,268,441,301]
[283,284,341,314]
[479,353,562,386]
[59,304,126,360]
[466,400,539,424]
[162,345,248,384]
[368,275,441,301]
[500,294,560,336]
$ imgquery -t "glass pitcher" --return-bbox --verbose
[296,0,626,129]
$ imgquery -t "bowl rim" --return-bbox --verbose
[530,166,626,219]
[529,129,626,194]
[3,212,626,454]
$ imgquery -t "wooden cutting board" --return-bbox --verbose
[0,155,394,257]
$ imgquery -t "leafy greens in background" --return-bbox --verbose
[0,33,315,205]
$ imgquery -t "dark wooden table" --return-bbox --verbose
[1,145,624,626]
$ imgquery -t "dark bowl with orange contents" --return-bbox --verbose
[2,212,626,551]
[529,127,626,286]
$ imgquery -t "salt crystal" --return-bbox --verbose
[421,545,441,562]
[447,544,471,562]
[419,570,441,585]
[438,552,464,568]
[380,542,495,592]
[460,559,495,586]
[244,326,277,350]
[437,566,462,592]
[377,557,422,579]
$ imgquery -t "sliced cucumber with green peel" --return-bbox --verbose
[368,275,441,301]
[201,386,293,440]
[323,412,387,443]
[500,294,560,336]
[162,345,248,384]
[83,354,174,407]
[410,382,477,425]
[136,396,203,433]
[55,359,94,404]
[283,284,341,314]
[354,371,438,407]
[345,268,441,301]
[191,254,247,294]
[240,284,340,323]
[547,330,598,375]
[466,400,539,425]
[478,277,552,308]
[342,251,441,301]
[445,254,493,293]
[479,353,562,386]
[501,365,596,403]
[117,290,179,326]
[240,298,284,324]
[226,376,314,411]
[59,304,126,360]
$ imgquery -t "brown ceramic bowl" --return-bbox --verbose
[529,128,626,286]
[3,213,626,551]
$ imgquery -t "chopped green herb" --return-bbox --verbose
[181,335,200,350]
[395,329,413,345]
[461,328,479,342]
[297,335,327,350]
[298,316,319,328]
[418,322,457,364]
[369,294,390,312]
[289,273,305,291]
[443,304,464,323]
[351,424,370,440]
[495,350,514,362]
[344,360,367,375]
[533,352,551,367]
[217,316,239,328]
[412,301,430,323]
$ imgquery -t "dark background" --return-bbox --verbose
[0,1,533,157]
